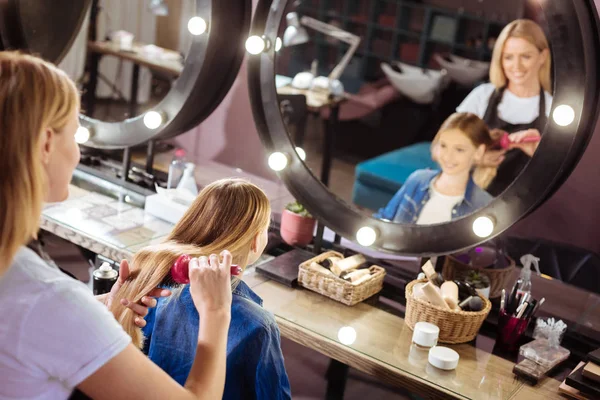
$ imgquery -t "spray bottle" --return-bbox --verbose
[516,254,541,298]
[176,162,198,196]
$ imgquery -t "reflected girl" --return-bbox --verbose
[375,113,496,224]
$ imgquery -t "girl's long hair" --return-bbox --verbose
[0,52,79,271]
[431,112,502,189]
[109,178,271,348]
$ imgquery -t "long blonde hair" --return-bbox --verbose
[0,52,79,272]
[490,19,552,93]
[110,178,271,348]
[431,112,501,189]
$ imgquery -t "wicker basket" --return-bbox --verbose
[442,255,515,299]
[298,251,386,306]
[405,279,491,344]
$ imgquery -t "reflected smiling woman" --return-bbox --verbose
[457,19,552,196]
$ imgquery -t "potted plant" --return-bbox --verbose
[280,201,316,246]
[464,270,491,299]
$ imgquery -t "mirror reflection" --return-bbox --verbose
[59,0,191,122]
[275,0,552,225]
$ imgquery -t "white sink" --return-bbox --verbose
[434,53,489,86]
[381,62,446,105]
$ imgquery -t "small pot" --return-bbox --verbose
[475,286,490,299]
[280,209,316,246]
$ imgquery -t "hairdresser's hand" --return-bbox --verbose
[508,129,541,157]
[103,259,172,328]
[480,149,506,168]
[189,251,233,315]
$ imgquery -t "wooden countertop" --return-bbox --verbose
[88,41,183,77]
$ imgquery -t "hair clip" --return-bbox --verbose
[171,254,242,284]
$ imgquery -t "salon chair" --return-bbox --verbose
[278,94,308,148]
[352,142,438,211]
[504,236,600,295]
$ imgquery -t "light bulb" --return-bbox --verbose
[268,152,288,171]
[143,111,164,129]
[187,16,207,35]
[275,37,282,52]
[337,326,357,345]
[246,35,267,55]
[295,147,306,161]
[75,126,91,144]
[356,226,377,247]
[473,216,494,238]
[553,104,575,127]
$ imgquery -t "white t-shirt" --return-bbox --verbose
[416,184,464,225]
[0,247,131,400]
[456,83,553,124]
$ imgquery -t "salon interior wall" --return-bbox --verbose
[172,0,276,181]
[425,0,524,21]
[506,0,600,253]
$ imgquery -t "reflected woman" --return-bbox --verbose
[375,113,496,224]
[457,19,552,196]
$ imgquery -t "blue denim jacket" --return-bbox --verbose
[142,280,292,400]
[373,169,492,223]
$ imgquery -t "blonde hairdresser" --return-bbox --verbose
[0,51,232,400]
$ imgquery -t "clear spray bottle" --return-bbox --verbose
[517,254,541,298]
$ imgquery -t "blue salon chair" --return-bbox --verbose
[352,142,437,211]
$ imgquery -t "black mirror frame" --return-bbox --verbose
[77,0,251,148]
[248,0,600,256]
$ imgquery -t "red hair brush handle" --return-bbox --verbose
[499,132,540,149]
[171,254,241,284]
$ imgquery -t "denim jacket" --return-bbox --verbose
[373,169,492,224]
[142,280,292,400]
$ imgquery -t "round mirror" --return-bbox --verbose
[249,0,600,255]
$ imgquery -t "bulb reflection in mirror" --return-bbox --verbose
[246,36,267,55]
[268,152,288,171]
[275,37,282,52]
[144,111,164,129]
[188,17,207,35]
[553,105,575,127]
[356,226,377,247]
[337,326,357,345]
[472,216,494,238]
[295,147,306,161]
[75,126,91,144]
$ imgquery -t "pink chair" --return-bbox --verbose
[320,78,401,121]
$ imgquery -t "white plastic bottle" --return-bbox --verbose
[517,254,541,298]
[177,162,198,196]
[167,148,187,189]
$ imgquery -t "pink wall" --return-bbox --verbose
[174,58,276,180]
[507,0,600,252]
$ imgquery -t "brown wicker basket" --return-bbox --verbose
[298,251,386,306]
[405,279,491,344]
[442,255,516,299]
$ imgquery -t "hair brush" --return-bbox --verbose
[170,254,242,284]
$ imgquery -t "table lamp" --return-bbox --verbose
[283,12,360,96]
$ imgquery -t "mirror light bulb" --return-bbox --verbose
[246,36,266,55]
[337,326,357,345]
[75,126,91,144]
[188,17,207,35]
[553,104,575,127]
[356,226,377,247]
[275,37,282,52]
[268,152,288,171]
[473,216,494,238]
[143,111,164,129]
[295,147,306,161]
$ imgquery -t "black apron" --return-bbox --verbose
[482,86,546,197]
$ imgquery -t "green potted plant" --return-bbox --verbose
[464,270,491,299]
[280,201,316,246]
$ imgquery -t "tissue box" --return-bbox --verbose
[144,193,190,225]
